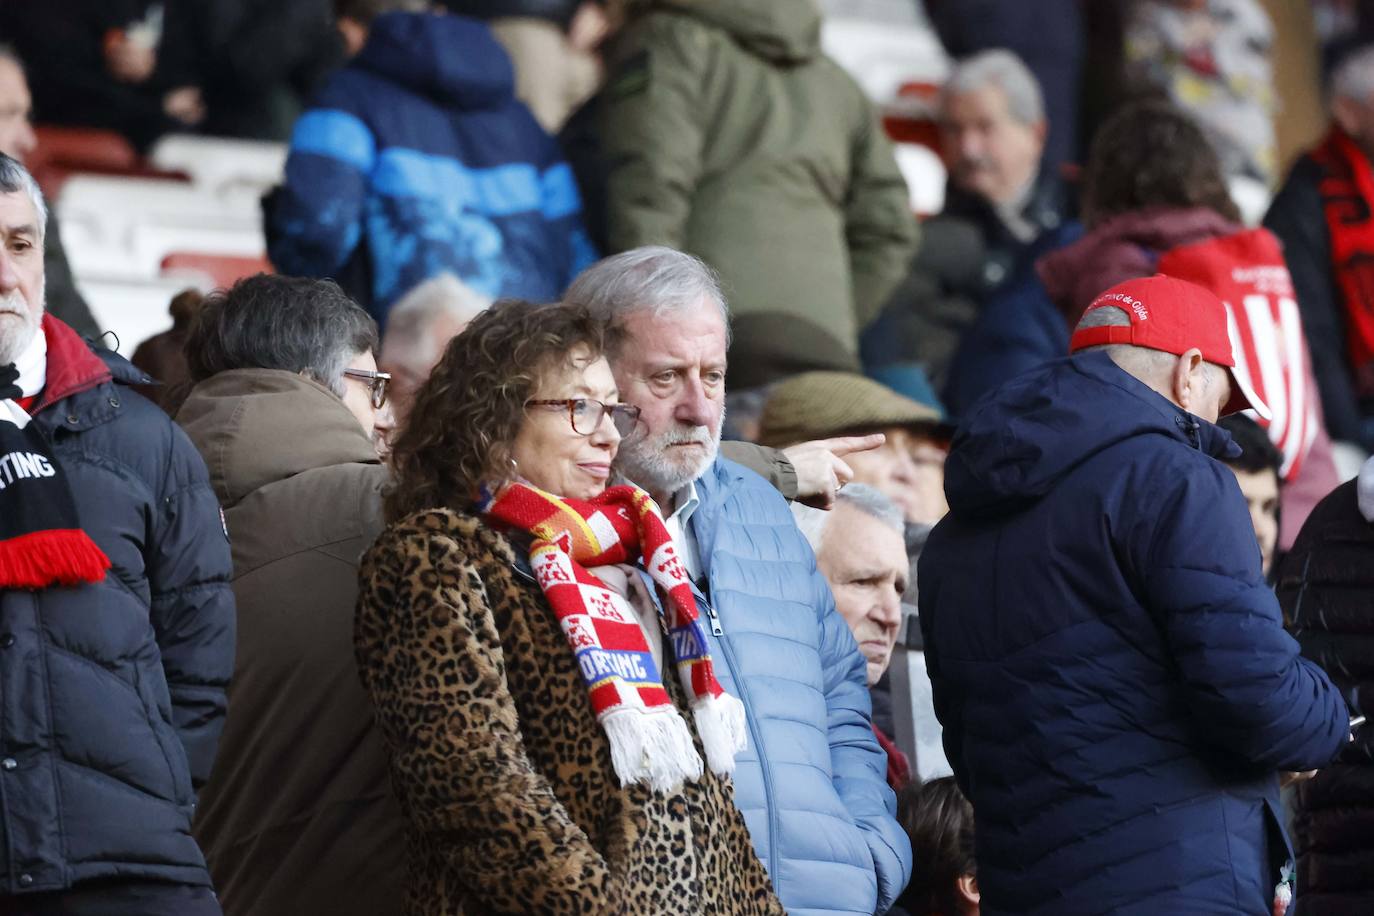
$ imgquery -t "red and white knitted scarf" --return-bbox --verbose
[482,481,746,792]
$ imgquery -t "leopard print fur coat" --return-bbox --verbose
[355,508,787,916]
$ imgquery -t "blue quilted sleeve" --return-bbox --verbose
[1141,459,1349,772]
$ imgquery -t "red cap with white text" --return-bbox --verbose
[1069,274,1268,419]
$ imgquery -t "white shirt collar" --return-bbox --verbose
[667,479,700,528]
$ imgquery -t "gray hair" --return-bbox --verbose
[0,153,47,245]
[1333,45,1374,103]
[185,274,377,397]
[564,246,730,340]
[385,273,490,360]
[792,483,905,555]
[943,48,1045,126]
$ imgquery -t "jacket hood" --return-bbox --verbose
[654,0,821,63]
[355,12,514,109]
[176,369,380,508]
[1037,207,1241,323]
[945,351,1239,517]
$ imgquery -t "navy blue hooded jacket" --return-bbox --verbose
[267,12,596,324]
[0,317,235,895]
[918,352,1349,915]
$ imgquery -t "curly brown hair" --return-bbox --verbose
[384,299,609,523]
[1082,98,1241,228]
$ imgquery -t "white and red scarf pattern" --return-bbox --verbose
[481,481,746,792]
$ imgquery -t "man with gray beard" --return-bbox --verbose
[0,152,233,914]
[566,247,911,916]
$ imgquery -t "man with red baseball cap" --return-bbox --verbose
[1069,274,1269,422]
[917,275,1351,914]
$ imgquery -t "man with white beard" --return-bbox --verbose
[566,247,911,916]
[0,152,234,914]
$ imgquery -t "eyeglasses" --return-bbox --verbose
[342,368,391,409]
[526,398,642,436]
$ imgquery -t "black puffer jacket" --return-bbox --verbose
[1277,476,1374,915]
[0,317,235,894]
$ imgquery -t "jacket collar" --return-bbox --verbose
[177,369,381,508]
[30,314,113,414]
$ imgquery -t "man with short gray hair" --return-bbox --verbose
[378,272,490,426]
[869,48,1077,390]
[176,274,404,916]
[568,246,912,916]
[919,273,1349,913]
[1266,43,1374,451]
[0,152,234,914]
[0,43,100,339]
[792,485,910,789]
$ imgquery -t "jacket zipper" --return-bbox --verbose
[707,600,780,882]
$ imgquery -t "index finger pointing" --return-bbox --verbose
[819,433,886,456]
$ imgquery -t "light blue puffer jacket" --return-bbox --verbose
[687,458,911,915]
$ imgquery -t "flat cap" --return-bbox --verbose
[758,371,952,447]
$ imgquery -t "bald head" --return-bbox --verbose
[1074,306,1230,423]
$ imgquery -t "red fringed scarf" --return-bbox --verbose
[482,481,746,792]
[1313,128,1374,392]
[1,361,110,590]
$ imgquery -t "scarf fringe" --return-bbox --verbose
[602,707,704,793]
[693,692,749,776]
[0,529,111,590]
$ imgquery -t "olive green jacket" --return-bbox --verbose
[600,0,918,388]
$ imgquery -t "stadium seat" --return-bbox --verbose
[161,252,272,290]
[149,134,287,196]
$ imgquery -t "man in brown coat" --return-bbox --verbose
[177,275,403,916]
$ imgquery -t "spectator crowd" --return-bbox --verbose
[2,0,1374,915]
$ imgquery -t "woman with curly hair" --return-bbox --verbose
[355,298,785,916]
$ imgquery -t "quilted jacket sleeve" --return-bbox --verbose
[266,89,374,279]
[147,421,236,789]
[815,567,913,913]
[355,521,622,913]
[1139,458,1350,772]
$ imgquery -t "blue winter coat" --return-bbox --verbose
[684,458,911,916]
[918,352,1350,915]
[267,12,596,324]
[0,318,235,894]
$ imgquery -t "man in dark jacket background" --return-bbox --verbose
[1276,457,1374,914]
[920,274,1350,914]
[1266,44,1374,452]
[866,48,1078,393]
[0,153,234,913]
[266,0,595,324]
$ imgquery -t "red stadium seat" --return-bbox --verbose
[29,126,190,197]
[160,252,272,290]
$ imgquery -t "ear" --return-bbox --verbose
[956,873,980,908]
[1172,348,1204,412]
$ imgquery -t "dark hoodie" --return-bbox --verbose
[267,11,595,322]
[919,351,1349,915]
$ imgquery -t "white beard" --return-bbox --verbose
[615,421,722,501]
[0,288,42,367]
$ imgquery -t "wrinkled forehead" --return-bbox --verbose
[619,307,728,366]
